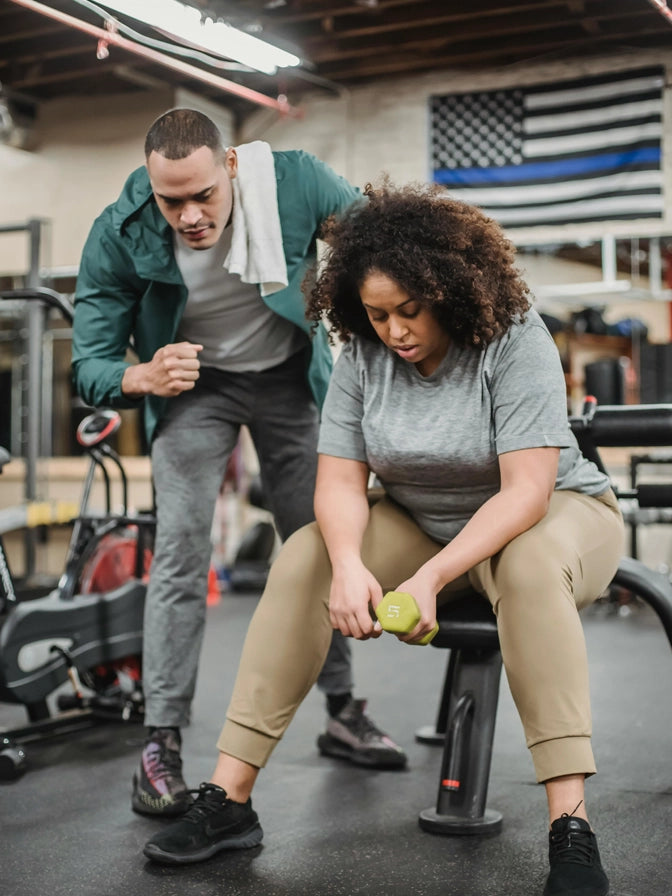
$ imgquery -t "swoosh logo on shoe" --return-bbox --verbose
[203,820,259,839]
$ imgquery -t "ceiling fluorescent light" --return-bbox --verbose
[97,0,300,74]
[648,1,672,26]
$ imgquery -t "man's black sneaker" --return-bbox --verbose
[543,814,609,896]
[317,698,407,770]
[131,728,192,817]
[143,783,263,865]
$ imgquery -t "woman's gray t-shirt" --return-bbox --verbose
[317,309,610,545]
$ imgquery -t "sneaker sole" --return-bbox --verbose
[317,734,407,770]
[143,824,264,865]
[132,794,193,817]
[132,774,193,817]
[542,880,609,896]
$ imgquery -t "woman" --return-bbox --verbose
[143,182,624,896]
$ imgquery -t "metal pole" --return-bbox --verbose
[23,218,45,577]
[41,329,54,456]
[649,237,662,298]
[601,234,617,283]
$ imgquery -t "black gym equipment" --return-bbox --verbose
[415,401,672,836]
[0,408,155,779]
[0,288,278,779]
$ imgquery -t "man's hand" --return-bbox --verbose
[122,342,203,398]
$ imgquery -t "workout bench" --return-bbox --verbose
[416,404,672,837]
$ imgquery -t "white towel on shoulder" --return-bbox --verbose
[225,140,288,297]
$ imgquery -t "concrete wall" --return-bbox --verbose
[240,49,672,340]
[240,49,672,236]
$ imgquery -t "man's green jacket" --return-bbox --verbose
[73,149,360,444]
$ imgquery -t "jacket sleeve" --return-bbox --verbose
[300,152,362,227]
[72,217,145,409]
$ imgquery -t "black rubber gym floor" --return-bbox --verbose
[1,591,670,896]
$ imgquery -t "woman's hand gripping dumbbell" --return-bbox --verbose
[374,591,439,645]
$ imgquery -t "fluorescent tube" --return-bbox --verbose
[97,0,300,74]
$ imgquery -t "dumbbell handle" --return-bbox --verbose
[375,591,439,645]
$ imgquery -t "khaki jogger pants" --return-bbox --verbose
[217,488,624,783]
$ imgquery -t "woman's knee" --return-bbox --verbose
[265,522,331,611]
[488,536,574,608]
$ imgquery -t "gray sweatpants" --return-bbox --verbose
[143,351,352,728]
[218,488,624,783]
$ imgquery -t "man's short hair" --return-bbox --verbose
[144,108,225,160]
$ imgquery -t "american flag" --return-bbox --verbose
[430,67,664,229]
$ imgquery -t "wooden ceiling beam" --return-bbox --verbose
[233,0,597,28]
[299,6,657,52]
[313,28,663,81]
[303,14,662,67]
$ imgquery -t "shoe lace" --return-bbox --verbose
[549,814,596,867]
[344,709,384,743]
[182,784,228,824]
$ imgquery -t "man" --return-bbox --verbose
[72,109,406,818]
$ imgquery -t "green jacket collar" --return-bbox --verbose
[110,166,183,284]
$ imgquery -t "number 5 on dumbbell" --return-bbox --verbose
[375,591,439,645]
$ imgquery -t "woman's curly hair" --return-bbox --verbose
[307,179,531,348]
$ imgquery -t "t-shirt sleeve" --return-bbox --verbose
[488,319,573,455]
[317,342,368,462]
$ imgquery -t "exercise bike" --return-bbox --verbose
[0,288,277,781]
[0,408,155,778]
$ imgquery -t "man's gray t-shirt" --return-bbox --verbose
[317,309,610,545]
[174,227,306,372]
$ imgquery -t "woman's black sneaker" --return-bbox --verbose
[143,783,263,865]
[543,814,609,896]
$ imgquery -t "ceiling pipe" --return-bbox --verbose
[8,0,303,117]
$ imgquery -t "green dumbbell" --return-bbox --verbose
[375,591,439,646]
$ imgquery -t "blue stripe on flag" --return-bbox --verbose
[434,147,662,187]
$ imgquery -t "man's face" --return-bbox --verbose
[147,145,237,250]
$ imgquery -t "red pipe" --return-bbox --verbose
[8,0,303,118]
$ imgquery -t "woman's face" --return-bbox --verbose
[359,271,450,377]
